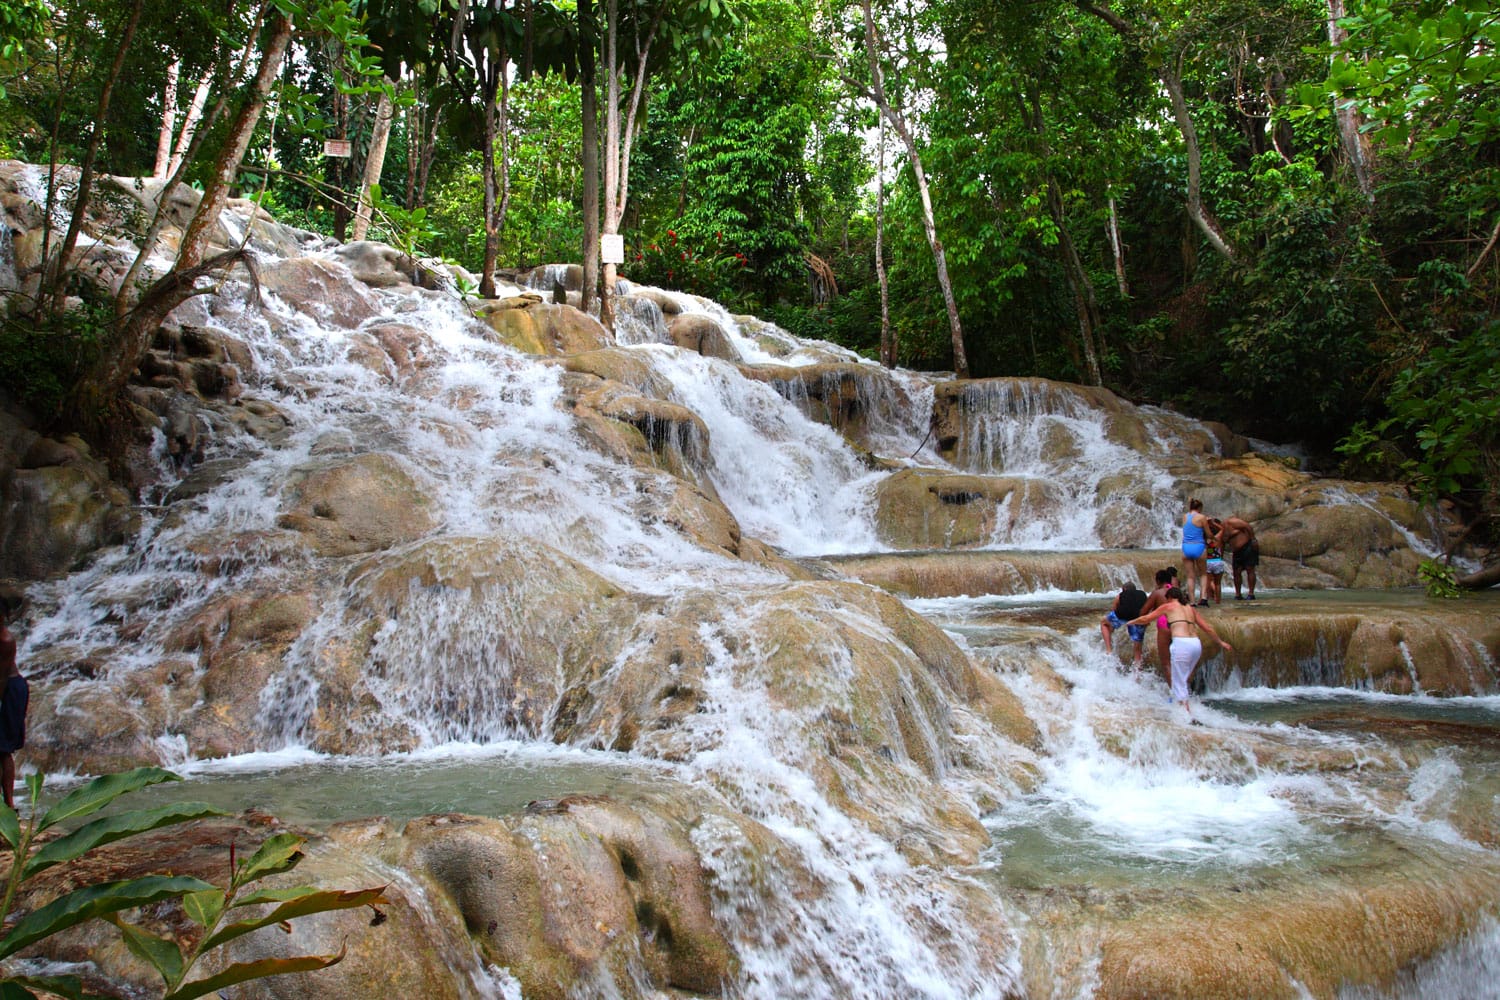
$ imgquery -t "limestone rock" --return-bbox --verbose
[480,299,611,356]
[277,452,438,557]
[259,256,381,330]
[666,313,741,362]
[332,240,445,290]
[0,461,132,578]
[403,796,739,1000]
[874,468,1051,550]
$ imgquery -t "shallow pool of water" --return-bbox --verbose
[66,744,668,829]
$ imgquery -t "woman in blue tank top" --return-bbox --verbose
[1181,498,1209,606]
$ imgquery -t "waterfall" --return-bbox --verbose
[5,193,1496,1000]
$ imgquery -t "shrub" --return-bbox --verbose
[0,767,387,1000]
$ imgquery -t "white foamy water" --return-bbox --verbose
[989,636,1314,866]
[643,346,886,555]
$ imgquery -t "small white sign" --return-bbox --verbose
[600,233,625,265]
[323,139,352,158]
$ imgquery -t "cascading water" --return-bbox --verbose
[947,379,1191,548]
[5,185,1498,999]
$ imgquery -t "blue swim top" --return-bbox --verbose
[1183,513,1206,545]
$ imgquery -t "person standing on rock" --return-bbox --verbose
[1101,581,1149,669]
[1126,586,1232,724]
[1219,515,1259,600]
[1180,499,1210,607]
[0,614,29,810]
[1204,518,1227,604]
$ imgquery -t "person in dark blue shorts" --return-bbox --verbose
[1101,581,1149,669]
[0,615,29,810]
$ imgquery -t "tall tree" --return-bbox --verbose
[843,0,969,377]
[1073,0,1239,262]
[598,0,738,309]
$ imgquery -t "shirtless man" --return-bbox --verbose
[1218,515,1259,600]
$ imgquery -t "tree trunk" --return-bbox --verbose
[351,79,395,242]
[1027,87,1102,385]
[1107,194,1129,297]
[97,10,292,407]
[1159,57,1236,262]
[174,12,292,273]
[480,73,501,297]
[860,0,967,378]
[1458,562,1500,590]
[44,0,144,312]
[1048,179,1103,385]
[580,0,600,316]
[1327,0,1375,202]
[167,73,213,179]
[876,119,893,370]
[601,0,660,327]
[1076,1,1236,262]
[154,59,179,180]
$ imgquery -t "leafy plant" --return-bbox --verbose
[627,228,747,299]
[1417,558,1462,599]
[0,767,387,1000]
[1339,323,1500,504]
[0,300,110,422]
[368,183,442,260]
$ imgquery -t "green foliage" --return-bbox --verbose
[1339,322,1500,505]
[0,301,110,422]
[0,0,46,100]
[1310,0,1500,152]
[1417,558,1463,599]
[1208,156,1384,442]
[367,182,441,257]
[626,227,747,300]
[671,65,813,299]
[0,768,387,1000]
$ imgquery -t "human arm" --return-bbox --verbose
[1190,607,1233,650]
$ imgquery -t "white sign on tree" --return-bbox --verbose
[600,234,625,265]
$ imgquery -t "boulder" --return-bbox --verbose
[874,468,1051,550]
[666,314,741,362]
[276,453,438,557]
[403,797,740,1000]
[0,461,133,578]
[479,299,611,356]
[332,240,445,290]
[259,257,381,329]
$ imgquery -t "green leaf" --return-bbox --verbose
[163,948,348,1000]
[111,917,185,985]
[0,875,215,958]
[0,802,20,850]
[38,768,182,832]
[25,802,227,878]
[0,974,88,999]
[182,888,226,928]
[230,885,321,909]
[201,886,388,952]
[234,833,306,886]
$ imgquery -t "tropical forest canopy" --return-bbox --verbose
[0,0,1497,539]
